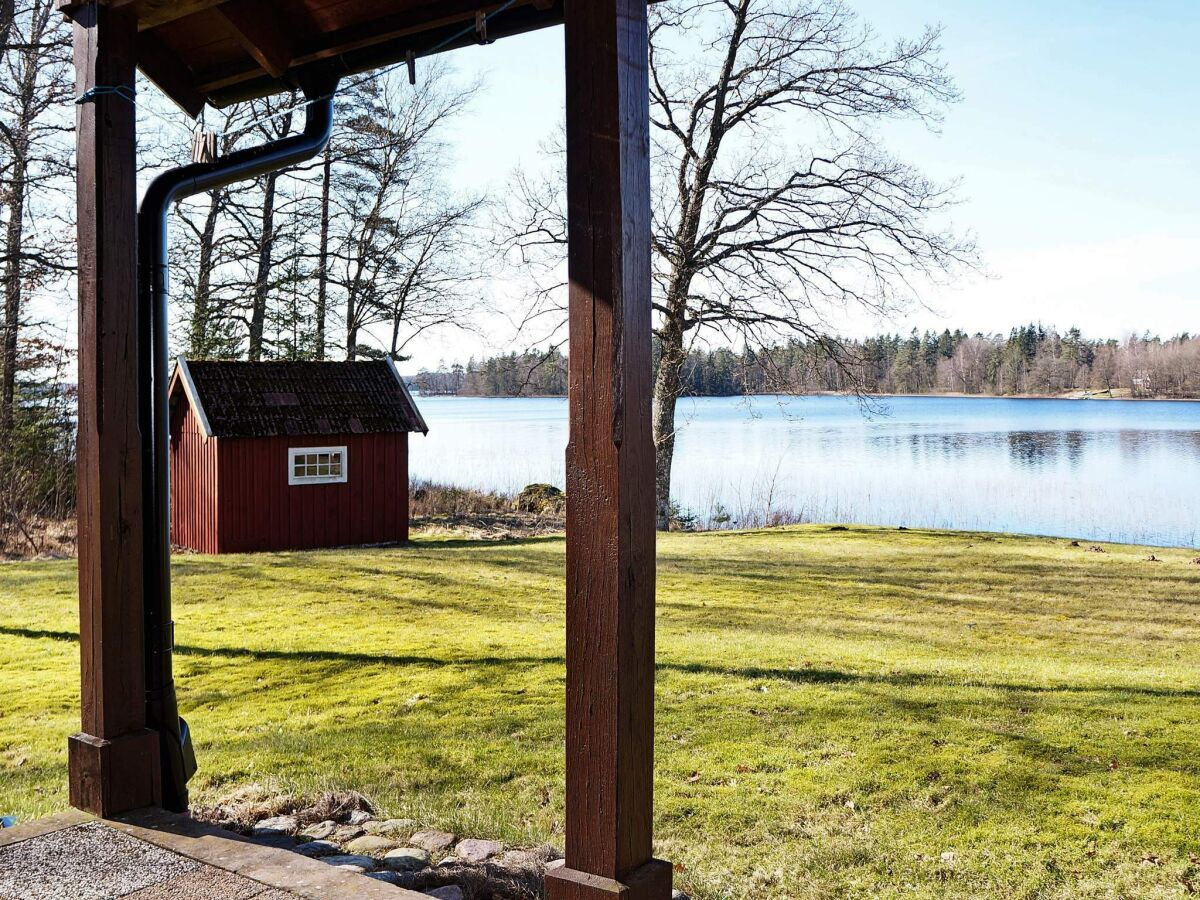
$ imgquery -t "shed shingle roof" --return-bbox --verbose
[173,359,428,438]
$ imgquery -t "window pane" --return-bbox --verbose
[291,449,346,482]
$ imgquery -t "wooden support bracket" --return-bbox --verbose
[546,860,674,900]
[68,731,162,818]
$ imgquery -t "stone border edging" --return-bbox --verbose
[108,808,431,900]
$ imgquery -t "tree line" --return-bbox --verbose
[416,327,1200,399]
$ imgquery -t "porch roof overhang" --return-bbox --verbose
[57,0,567,117]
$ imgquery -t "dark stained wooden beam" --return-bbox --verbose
[121,0,230,32]
[294,0,525,63]
[67,0,162,817]
[545,0,671,898]
[137,31,206,117]
[194,0,543,97]
[59,0,231,30]
[214,0,292,78]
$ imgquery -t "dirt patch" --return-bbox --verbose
[412,512,563,541]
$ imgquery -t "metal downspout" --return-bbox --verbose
[137,83,338,812]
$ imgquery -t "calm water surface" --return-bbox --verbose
[409,395,1200,548]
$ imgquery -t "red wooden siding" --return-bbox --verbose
[170,399,220,554]
[214,432,409,553]
[171,398,410,555]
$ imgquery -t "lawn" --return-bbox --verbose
[1,526,1198,899]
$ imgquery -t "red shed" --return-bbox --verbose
[169,358,427,554]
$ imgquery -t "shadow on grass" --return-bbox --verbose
[5,624,1197,699]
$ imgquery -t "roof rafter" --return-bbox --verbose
[214,0,293,79]
[59,0,233,31]
[136,31,207,117]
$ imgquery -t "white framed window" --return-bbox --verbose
[288,446,348,485]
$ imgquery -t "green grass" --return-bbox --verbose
[2,526,1198,899]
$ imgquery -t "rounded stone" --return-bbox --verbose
[251,815,299,836]
[409,830,456,854]
[382,847,432,872]
[293,839,341,858]
[365,819,419,838]
[425,887,465,900]
[516,483,564,513]
[299,820,337,841]
[345,835,400,857]
[454,838,503,863]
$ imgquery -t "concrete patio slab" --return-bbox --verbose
[0,809,428,900]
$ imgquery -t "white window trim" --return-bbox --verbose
[288,446,349,486]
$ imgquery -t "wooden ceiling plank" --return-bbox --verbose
[134,0,232,32]
[193,0,525,95]
[137,31,207,117]
[214,0,293,79]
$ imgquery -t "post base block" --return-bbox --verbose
[545,859,673,900]
[68,729,161,817]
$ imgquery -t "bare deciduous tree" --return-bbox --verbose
[507,0,977,528]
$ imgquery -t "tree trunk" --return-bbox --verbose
[0,167,23,445]
[0,0,14,53]
[652,315,686,530]
[315,153,331,360]
[0,52,31,449]
[247,170,277,361]
[188,190,221,357]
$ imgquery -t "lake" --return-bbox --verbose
[408,394,1200,548]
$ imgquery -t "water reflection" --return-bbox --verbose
[867,427,1200,471]
[409,395,1200,548]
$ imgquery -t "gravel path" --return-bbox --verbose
[0,823,300,900]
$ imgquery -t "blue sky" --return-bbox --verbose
[409,1,1200,371]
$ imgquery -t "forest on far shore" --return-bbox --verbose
[413,325,1200,400]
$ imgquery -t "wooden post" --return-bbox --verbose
[546,1,671,897]
[67,1,161,817]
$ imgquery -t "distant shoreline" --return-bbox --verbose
[833,391,1200,403]
[414,390,1200,403]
